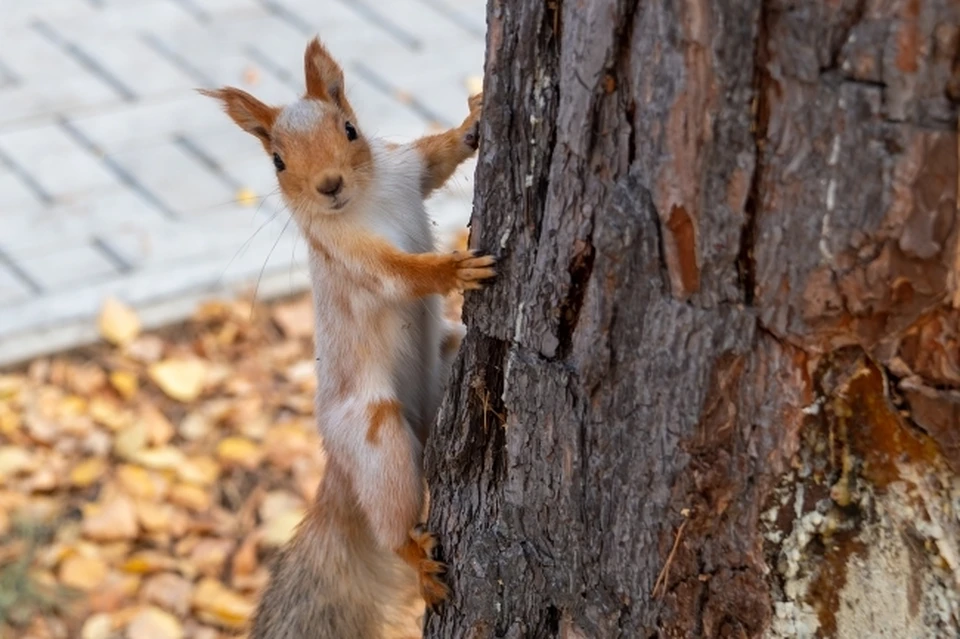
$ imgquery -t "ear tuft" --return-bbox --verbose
[199,86,279,152]
[304,36,355,117]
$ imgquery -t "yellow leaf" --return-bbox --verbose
[114,422,148,461]
[465,74,483,95]
[128,606,185,639]
[116,464,168,500]
[168,483,211,512]
[90,396,132,431]
[59,554,109,591]
[109,371,138,400]
[149,359,208,403]
[0,446,35,481]
[132,446,186,471]
[80,613,114,639]
[122,551,178,575]
[191,579,255,630]
[70,458,107,488]
[82,494,139,541]
[216,437,262,470]
[98,297,141,347]
[175,456,220,486]
[235,187,258,207]
[261,509,304,548]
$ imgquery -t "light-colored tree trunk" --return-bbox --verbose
[425,1,960,637]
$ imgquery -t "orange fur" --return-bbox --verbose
[413,93,483,197]
[367,399,403,444]
[396,528,449,608]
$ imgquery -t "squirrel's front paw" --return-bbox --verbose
[462,92,483,150]
[409,526,449,609]
[449,250,496,291]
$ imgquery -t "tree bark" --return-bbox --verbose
[425,1,960,637]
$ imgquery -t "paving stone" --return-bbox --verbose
[0,124,122,202]
[0,0,486,366]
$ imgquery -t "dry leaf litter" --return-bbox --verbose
[0,230,470,639]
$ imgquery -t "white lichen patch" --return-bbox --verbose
[763,473,960,639]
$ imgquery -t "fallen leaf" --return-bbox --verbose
[116,464,168,501]
[169,483,211,512]
[80,613,114,639]
[148,359,208,403]
[191,579,254,630]
[272,299,314,338]
[70,457,107,488]
[189,538,235,577]
[82,493,139,541]
[231,533,260,579]
[121,552,177,576]
[235,187,258,207]
[133,446,185,471]
[261,509,304,548]
[179,412,213,441]
[242,66,260,85]
[98,297,141,347]
[0,446,35,481]
[142,572,195,617]
[109,370,139,400]
[126,335,165,363]
[59,554,109,591]
[216,438,262,469]
[127,606,184,639]
[465,74,483,95]
[87,573,141,613]
[175,456,220,487]
[114,422,148,460]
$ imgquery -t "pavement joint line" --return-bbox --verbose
[258,0,314,37]
[91,236,134,274]
[0,246,44,296]
[173,133,242,191]
[331,0,422,52]
[31,19,139,103]
[244,45,302,93]
[57,117,180,220]
[0,145,56,205]
[140,32,216,89]
[415,0,486,39]
[0,57,22,88]
[166,0,211,24]
[350,61,452,128]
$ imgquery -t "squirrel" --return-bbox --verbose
[201,36,494,638]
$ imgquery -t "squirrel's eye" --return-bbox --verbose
[344,122,358,142]
[273,153,285,172]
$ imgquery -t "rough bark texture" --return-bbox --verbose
[425,1,960,637]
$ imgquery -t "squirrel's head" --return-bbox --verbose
[201,37,373,217]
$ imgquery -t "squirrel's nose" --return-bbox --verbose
[317,175,344,197]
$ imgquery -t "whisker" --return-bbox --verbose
[216,197,290,286]
[250,213,294,321]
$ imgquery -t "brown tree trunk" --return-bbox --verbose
[424,1,960,637]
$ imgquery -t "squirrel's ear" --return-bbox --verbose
[304,37,355,117]
[198,87,279,152]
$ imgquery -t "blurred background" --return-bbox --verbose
[0,1,484,637]
[0,0,485,368]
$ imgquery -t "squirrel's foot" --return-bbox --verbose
[406,526,449,609]
[462,92,483,150]
[448,250,496,292]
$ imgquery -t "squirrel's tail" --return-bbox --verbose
[249,458,423,639]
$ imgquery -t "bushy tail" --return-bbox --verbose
[249,459,423,639]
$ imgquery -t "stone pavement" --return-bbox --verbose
[0,0,486,366]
